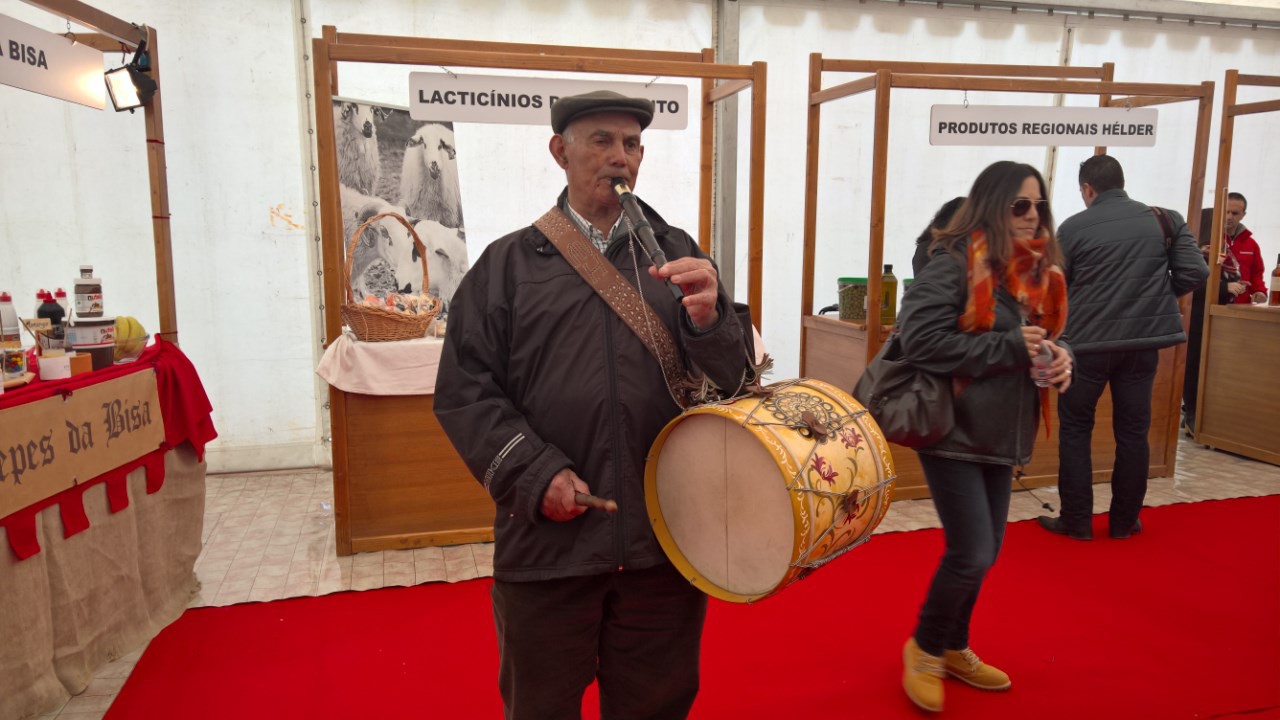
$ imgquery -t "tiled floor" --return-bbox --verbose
[36,435,1280,719]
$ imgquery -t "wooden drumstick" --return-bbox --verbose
[575,493,618,513]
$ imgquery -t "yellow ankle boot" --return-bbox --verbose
[942,647,1011,690]
[903,638,945,711]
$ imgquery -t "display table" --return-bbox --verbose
[1196,304,1280,465]
[801,314,1181,499]
[317,334,493,555]
[0,340,216,719]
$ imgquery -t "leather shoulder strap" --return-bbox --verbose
[534,207,691,407]
[1151,207,1176,250]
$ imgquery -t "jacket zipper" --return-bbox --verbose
[1015,306,1030,474]
[601,301,626,571]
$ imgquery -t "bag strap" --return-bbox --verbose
[533,207,693,407]
[1151,207,1176,251]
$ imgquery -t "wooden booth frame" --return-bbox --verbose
[312,27,768,555]
[24,0,179,343]
[799,56,1214,499]
[1192,71,1280,465]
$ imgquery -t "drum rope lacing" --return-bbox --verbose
[790,475,897,571]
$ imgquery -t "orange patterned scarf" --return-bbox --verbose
[958,228,1068,436]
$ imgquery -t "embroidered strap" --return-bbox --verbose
[534,207,692,407]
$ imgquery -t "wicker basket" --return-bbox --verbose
[341,211,441,342]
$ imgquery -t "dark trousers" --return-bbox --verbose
[913,453,1012,657]
[491,563,708,720]
[1057,349,1159,533]
[1182,285,1207,423]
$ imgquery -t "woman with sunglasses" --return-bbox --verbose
[896,161,1073,712]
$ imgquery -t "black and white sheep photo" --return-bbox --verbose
[333,101,382,196]
[399,122,464,230]
[413,219,469,309]
[340,184,414,299]
[332,101,472,311]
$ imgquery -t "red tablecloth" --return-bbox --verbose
[0,338,217,559]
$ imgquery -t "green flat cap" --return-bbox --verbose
[550,90,654,134]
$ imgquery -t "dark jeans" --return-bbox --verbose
[913,453,1012,657]
[491,562,708,720]
[1182,284,1206,423]
[1057,348,1159,533]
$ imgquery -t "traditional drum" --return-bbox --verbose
[645,378,896,603]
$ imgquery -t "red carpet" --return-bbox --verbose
[108,496,1280,719]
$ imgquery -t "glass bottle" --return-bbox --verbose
[880,264,898,325]
[1269,253,1280,307]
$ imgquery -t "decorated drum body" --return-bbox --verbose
[645,378,896,603]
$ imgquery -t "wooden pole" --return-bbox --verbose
[141,26,177,345]
[325,25,339,97]
[1093,62,1115,156]
[747,61,767,331]
[314,35,345,348]
[313,34,353,555]
[1196,70,1239,439]
[866,69,892,362]
[21,0,140,47]
[1165,80,1216,469]
[799,53,823,374]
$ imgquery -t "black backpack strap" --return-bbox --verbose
[1151,207,1176,251]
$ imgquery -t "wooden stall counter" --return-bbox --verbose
[802,314,892,392]
[317,333,493,556]
[801,314,1182,499]
[1196,304,1280,465]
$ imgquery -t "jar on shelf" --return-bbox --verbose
[838,277,868,321]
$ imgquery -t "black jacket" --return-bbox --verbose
[899,239,1067,466]
[434,192,754,581]
[1056,189,1209,354]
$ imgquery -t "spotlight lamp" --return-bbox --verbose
[105,37,156,112]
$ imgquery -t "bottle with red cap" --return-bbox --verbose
[54,288,70,317]
[0,291,20,348]
[37,291,66,348]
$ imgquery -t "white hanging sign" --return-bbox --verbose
[930,105,1158,147]
[0,13,105,110]
[409,72,688,130]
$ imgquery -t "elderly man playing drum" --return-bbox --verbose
[434,90,757,719]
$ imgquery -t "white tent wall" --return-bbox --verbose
[0,0,319,473]
[736,1,1069,378]
[1064,19,1279,267]
[0,0,1275,473]
[736,0,1279,380]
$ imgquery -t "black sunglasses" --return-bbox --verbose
[1010,199,1050,217]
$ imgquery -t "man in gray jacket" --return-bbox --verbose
[1038,155,1208,541]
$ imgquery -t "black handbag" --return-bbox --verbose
[853,332,955,448]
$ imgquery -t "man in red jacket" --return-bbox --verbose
[1221,192,1267,304]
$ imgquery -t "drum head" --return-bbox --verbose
[651,413,794,600]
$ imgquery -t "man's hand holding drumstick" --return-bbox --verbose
[541,467,617,521]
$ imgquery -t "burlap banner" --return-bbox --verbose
[0,369,163,519]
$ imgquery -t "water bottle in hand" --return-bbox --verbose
[1031,342,1053,388]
